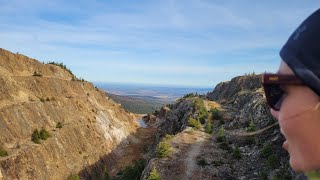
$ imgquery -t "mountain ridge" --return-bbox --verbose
[0,48,139,179]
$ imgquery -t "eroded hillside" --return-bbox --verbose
[0,48,140,179]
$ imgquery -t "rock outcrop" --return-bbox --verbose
[142,74,295,180]
[0,48,139,179]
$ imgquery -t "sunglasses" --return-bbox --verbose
[262,73,305,111]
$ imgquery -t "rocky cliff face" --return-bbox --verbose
[206,75,293,179]
[207,75,273,129]
[0,48,139,179]
[142,74,295,180]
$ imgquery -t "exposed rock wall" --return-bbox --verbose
[206,75,273,129]
[143,74,294,179]
[0,48,138,179]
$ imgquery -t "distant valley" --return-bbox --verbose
[96,82,212,114]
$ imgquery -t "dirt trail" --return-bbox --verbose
[184,130,208,179]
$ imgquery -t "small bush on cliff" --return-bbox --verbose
[211,108,222,120]
[217,127,226,142]
[148,167,160,180]
[247,122,257,132]
[204,121,213,134]
[232,147,242,159]
[119,159,145,180]
[156,137,172,158]
[0,146,8,157]
[33,71,43,77]
[267,154,279,168]
[197,157,209,167]
[198,108,209,124]
[219,141,231,151]
[68,174,80,180]
[192,98,209,124]
[188,117,201,129]
[56,122,63,129]
[183,93,198,99]
[261,144,272,158]
[163,134,174,141]
[40,128,50,140]
[31,129,40,144]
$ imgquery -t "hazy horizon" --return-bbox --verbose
[1,1,319,87]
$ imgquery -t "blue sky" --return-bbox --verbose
[0,0,319,88]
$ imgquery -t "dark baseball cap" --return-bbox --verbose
[280,8,320,96]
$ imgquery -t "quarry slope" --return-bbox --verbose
[0,48,139,179]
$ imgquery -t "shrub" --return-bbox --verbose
[148,167,160,180]
[39,128,50,140]
[267,154,278,168]
[197,158,209,167]
[33,71,42,77]
[183,93,198,99]
[103,171,110,180]
[163,134,174,141]
[244,136,256,145]
[156,140,172,158]
[0,146,8,157]
[40,98,45,102]
[219,141,231,151]
[247,122,256,132]
[48,61,76,80]
[192,98,205,110]
[56,122,63,129]
[258,170,268,180]
[188,117,201,129]
[261,144,272,158]
[271,163,291,180]
[46,97,51,101]
[232,147,242,159]
[32,129,40,144]
[212,160,224,166]
[217,127,226,142]
[204,121,213,134]
[68,174,80,180]
[197,108,209,124]
[211,108,222,120]
[120,159,146,180]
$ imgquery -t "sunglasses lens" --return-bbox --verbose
[264,84,284,110]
